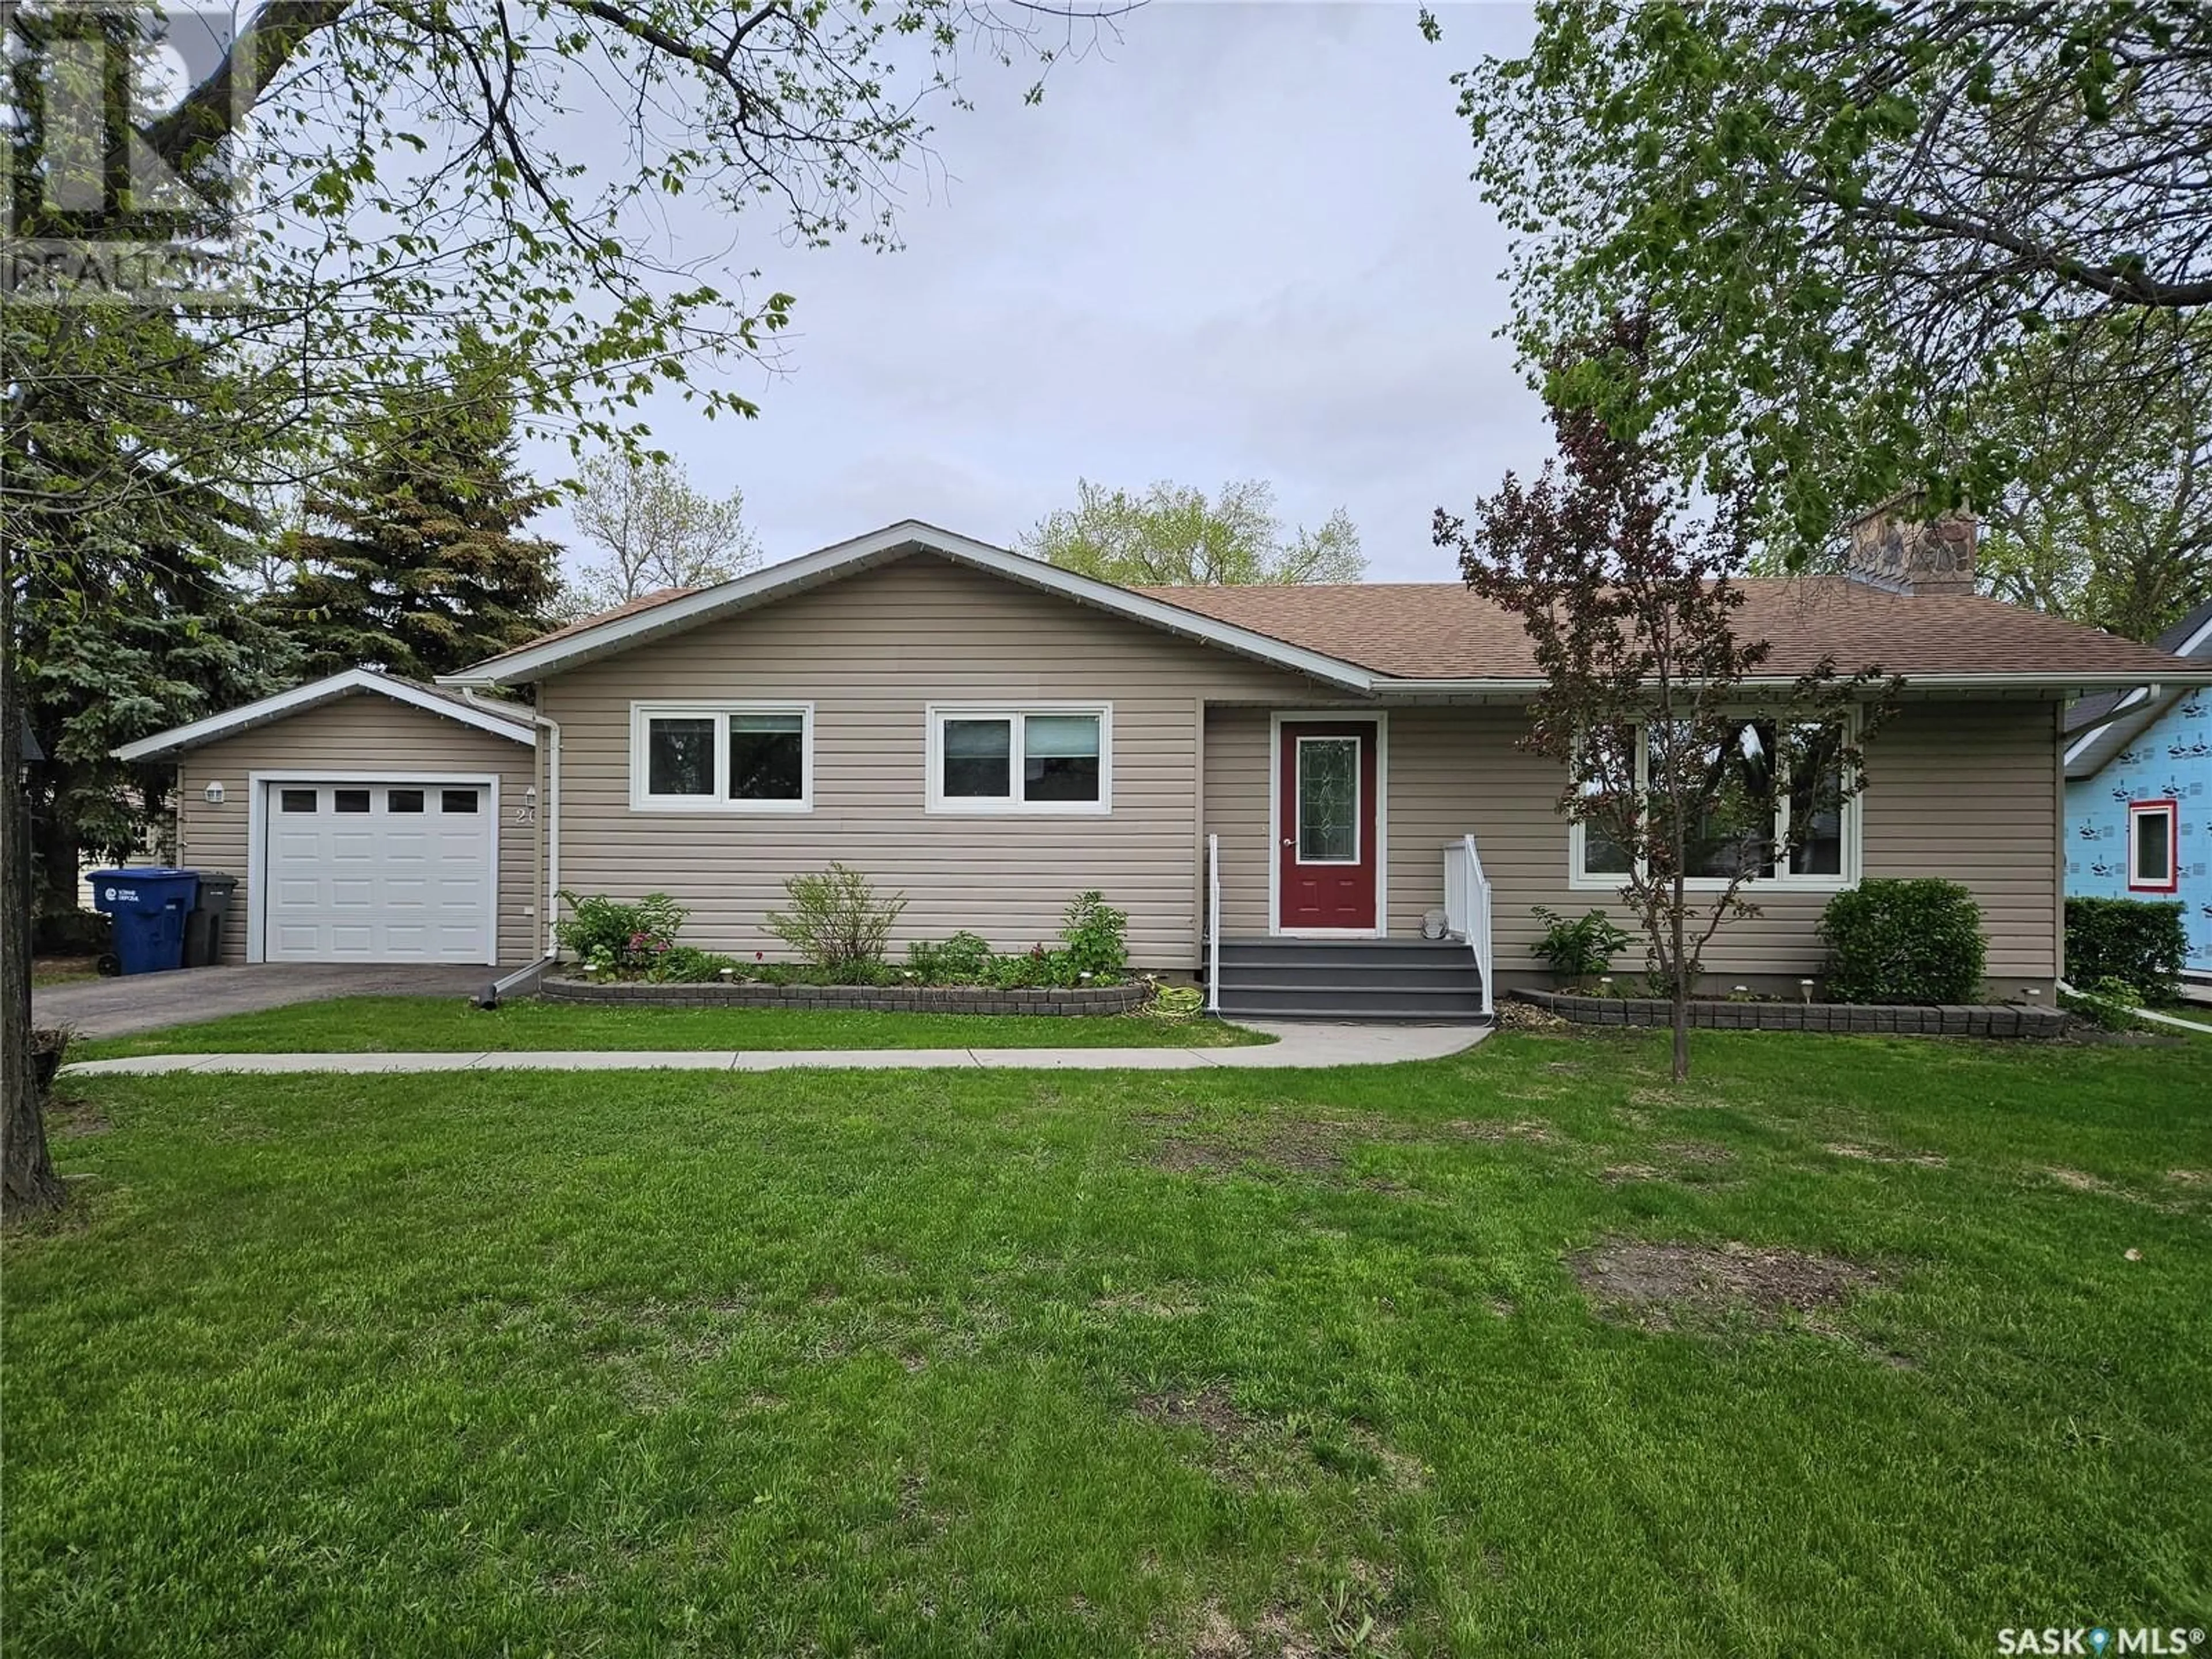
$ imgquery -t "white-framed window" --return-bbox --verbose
[926,703,1111,815]
[2127,798,2180,893]
[628,702,813,813]
[1570,715,1858,889]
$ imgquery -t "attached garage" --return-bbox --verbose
[262,777,500,963]
[115,671,540,968]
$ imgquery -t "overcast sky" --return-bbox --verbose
[524,2,1547,585]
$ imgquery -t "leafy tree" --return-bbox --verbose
[1435,320,1896,1081]
[270,350,564,680]
[0,0,1119,1214]
[1437,1,2212,555]
[1972,328,2212,642]
[1021,478,1365,585]
[563,453,763,618]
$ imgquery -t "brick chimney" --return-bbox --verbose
[1844,492,1978,596]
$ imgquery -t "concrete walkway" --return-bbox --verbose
[63,1021,1488,1077]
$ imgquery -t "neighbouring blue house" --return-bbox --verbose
[2064,597,2212,990]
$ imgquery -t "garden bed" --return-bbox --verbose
[544,976,1152,1016]
[1514,988,2069,1039]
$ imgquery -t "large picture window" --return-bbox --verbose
[928,705,1110,814]
[1572,716,1857,888]
[2127,799,2179,893]
[630,703,813,812]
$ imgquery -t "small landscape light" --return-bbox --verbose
[202,781,225,805]
[718,967,734,982]
[1800,978,1813,1003]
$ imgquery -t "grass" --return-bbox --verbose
[31,955,101,987]
[8,1031,2211,1656]
[69,994,1270,1060]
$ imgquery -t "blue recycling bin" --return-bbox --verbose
[88,868,200,975]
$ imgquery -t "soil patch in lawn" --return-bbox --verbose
[1147,1115,1372,1179]
[1827,1142,1948,1168]
[43,1093,111,1138]
[1095,1284,1203,1319]
[1570,1238,1881,1332]
[1134,1385,1252,1440]
[1445,1117,1558,1145]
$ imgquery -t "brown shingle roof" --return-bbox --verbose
[526,586,699,649]
[1133,578,2198,682]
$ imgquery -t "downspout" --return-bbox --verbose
[461,689,560,1003]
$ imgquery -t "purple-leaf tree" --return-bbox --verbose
[1436,318,1898,1080]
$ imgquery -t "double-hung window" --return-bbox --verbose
[2127,799,2180,893]
[630,702,813,812]
[927,705,1110,814]
[1571,715,1856,888]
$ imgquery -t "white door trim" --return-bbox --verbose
[1267,710,1388,938]
[247,770,501,966]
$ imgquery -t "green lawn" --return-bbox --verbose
[9,1032,2210,1655]
[70,994,1268,1060]
[31,956,101,987]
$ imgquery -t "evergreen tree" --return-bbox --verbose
[5,307,300,923]
[276,351,563,679]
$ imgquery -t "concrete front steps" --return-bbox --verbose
[1211,938,1488,1023]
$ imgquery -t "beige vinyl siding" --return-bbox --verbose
[1206,699,2062,991]
[541,554,1322,968]
[175,694,539,966]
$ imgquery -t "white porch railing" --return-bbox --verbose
[1443,832,1494,1017]
[1206,832,1222,1014]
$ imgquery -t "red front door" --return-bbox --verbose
[1278,721,1378,931]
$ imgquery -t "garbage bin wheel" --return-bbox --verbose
[96,953,122,978]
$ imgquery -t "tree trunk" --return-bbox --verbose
[1670,869,1690,1081]
[2,570,67,1217]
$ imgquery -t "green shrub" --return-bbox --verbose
[2061,975,2146,1033]
[1058,891,1128,982]
[648,946,737,984]
[554,891,688,975]
[1530,906,1633,982]
[1817,878,1986,1004]
[745,960,899,988]
[33,909,110,956]
[907,930,996,984]
[2065,897,2187,1002]
[988,944,1066,990]
[764,863,907,971]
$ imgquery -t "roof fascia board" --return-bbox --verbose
[2064,687,2177,776]
[112,669,535,761]
[438,521,1377,693]
[1375,669,2212,698]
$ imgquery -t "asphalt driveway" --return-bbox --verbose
[33,964,501,1039]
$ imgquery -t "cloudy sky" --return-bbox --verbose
[525,2,1547,585]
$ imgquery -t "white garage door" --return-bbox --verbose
[263,781,496,963]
